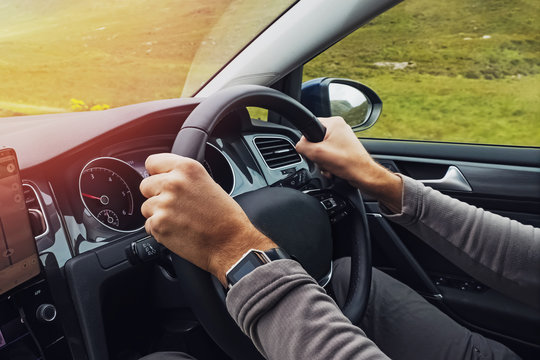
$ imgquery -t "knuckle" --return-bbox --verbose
[183,158,204,177]
[161,192,176,206]
[162,174,183,192]
[311,145,323,158]
[328,116,345,128]
[150,212,168,236]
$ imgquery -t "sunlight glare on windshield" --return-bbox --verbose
[0,0,293,117]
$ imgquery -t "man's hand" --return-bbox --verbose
[140,153,276,286]
[296,117,403,213]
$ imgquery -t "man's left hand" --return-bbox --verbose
[140,153,275,286]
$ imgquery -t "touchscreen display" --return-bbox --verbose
[0,148,40,295]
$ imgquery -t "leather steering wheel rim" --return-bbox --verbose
[169,84,371,359]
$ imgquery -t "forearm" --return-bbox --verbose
[226,260,389,360]
[350,161,403,214]
[382,175,540,308]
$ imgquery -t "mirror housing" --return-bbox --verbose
[301,78,382,131]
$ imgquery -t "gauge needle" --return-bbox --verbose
[82,193,101,200]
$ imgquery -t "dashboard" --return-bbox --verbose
[65,132,312,255]
[0,100,325,359]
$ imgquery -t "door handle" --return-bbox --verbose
[420,166,472,192]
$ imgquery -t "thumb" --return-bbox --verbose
[295,135,309,154]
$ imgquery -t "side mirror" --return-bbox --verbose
[301,78,382,131]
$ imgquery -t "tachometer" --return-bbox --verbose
[79,158,146,232]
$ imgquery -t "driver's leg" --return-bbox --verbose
[331,257,520,360]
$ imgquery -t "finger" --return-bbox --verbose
[295,136,308,152]
[317,116,340,129]
[144,217,153,237]
[140,172,174,198]
[145,153,184,175]
[141,196,158,219]
[296,135,319,158]
[318,116,348,134]
[317,117,332,127]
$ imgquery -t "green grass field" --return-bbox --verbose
[304,0,540,147]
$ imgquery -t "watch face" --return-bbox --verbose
[227,254,263,286]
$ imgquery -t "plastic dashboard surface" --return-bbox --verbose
[22,109,313,267]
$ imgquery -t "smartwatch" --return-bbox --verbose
[225,248,290,288]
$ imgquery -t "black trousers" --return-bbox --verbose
[331,258,519,360]
[142,258,520,360]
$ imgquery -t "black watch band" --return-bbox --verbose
[225,248,290,289]
[262,247,291,261]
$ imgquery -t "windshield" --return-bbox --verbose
[0,0,294,118]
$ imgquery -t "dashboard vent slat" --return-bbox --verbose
[254,137,302,169]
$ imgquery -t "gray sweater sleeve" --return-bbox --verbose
[381,175,540,309]
[226,259,389,360]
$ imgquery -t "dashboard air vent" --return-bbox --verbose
[254,137,302,169]
[23,184,48,239]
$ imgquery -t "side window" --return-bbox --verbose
[303,1,539,147]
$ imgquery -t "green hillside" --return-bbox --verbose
[304,0,540,147]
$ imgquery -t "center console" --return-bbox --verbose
[0,278,70,359]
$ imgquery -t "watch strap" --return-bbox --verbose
[263,247,291,261]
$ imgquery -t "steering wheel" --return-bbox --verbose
[169,85,371,360]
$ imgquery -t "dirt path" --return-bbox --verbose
[0,101,67,116]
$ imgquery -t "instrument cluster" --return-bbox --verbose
[78,144,235,233]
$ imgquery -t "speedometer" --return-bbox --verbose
[79,158,146,232]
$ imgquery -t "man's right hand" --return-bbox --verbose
[296,117,403,213]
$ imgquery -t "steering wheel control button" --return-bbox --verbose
[36,304,57,322]
[281,167,296,176]
[126,236,164,264]
[272,169,309,189]
[307,190,352,224]
[322,198,337,210]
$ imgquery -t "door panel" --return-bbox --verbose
[362,139,540,359]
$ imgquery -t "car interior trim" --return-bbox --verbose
[206,142,236,195]
[365,140,540,168]
[23,182,50,240]
[419,166,473,192]
[317,260,333,288]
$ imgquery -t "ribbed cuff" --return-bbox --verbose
[226,260,316,333]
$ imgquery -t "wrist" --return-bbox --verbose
[350,162,403,213]
[376,172,403,214]
[209,225,276,286]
